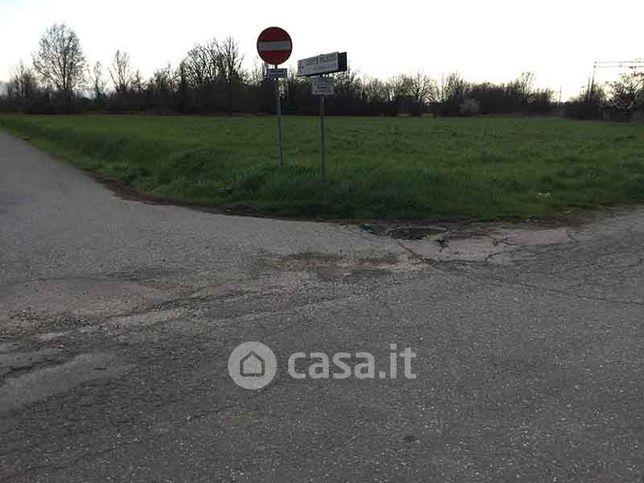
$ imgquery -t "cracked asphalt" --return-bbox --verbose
[0,131,643,482]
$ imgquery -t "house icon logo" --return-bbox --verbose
[240,351,266,378]
[228,342,277,390]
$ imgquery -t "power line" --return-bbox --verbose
[587,59,643,101]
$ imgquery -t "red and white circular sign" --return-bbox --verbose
[257,27,292,66]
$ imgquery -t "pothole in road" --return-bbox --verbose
[361,222,575,264]
[262,251,421,282]
[410,227,574,263]
[360,223,447,240]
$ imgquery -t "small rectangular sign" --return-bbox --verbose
[266,68,288,79]
[298,52,348,77]
[311,77,335,96]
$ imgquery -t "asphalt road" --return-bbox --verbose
[0,131,642,482]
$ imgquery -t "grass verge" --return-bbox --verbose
[1,114,643,220]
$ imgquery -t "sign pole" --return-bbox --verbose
[275,65,284,167]
[297,52,347,176]
[320,93,326,176]
[257,27,292,168]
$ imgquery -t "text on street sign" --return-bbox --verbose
[312,77,335,96]
[297,52,348,77]
[266,68,288,79]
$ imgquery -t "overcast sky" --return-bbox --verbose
[0,0,642,99]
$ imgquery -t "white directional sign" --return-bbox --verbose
[298,52,348,77]
[311,77,335,96]
[266,68,288,79]
[296,50,347,176]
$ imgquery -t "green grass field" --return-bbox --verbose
[1,114,643,220]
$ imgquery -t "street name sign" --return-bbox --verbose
[297,52,348,77]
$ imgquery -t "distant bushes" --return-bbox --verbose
[431,73,556,117]
[565,70,644,121]
[0,64,561,118]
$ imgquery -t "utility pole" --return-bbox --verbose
[588,59,644,101]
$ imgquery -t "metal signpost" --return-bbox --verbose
[257,27,293,167]
[311,77,335,175]
[297,52,347,176]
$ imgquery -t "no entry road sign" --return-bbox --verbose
[257,27,293,66]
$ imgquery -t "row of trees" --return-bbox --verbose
[0,24,252,114]
[1,24,642,120]
[566,69,644,121]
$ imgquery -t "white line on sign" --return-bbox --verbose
[257,41,292,51]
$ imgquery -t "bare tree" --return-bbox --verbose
[215,37,244,115]
[609,68,644,112]
[509,72,535,103]
[32,23,86,97]
[147,64,177,109]
[363,77,391,104]
[438,73,469,104]
[573,83,606,104]
[408,71,437,115]
[249,61,267,86]
[132,70,144,94]
[183,41,219,89]
[109,50,135,94]
[391,75,412,98]
[8,61,39,99]
[91,61,107,101]
[335,69,361,96]
[180,37,246,113]
[177,61,189,111]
